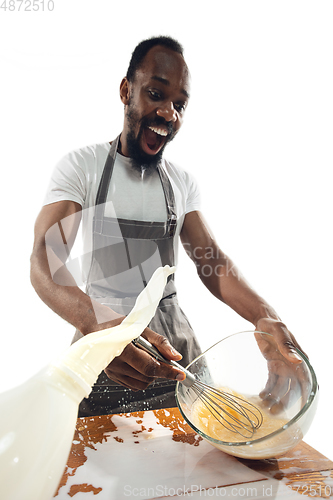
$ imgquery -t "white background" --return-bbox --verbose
[0,1,332,460]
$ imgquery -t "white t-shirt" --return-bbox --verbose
[44,142,201,284]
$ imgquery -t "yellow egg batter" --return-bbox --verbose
[191,389,288,443]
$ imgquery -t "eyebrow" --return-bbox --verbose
[151,75,190,99]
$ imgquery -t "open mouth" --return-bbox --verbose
[141,125,169,155]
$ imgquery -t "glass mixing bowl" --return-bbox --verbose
[175,331,318,459]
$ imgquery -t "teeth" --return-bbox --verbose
[148,126,168,137]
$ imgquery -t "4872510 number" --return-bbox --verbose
[0,0,54,11]
[296,483,333,497]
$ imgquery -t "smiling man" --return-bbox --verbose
[31,36,304,417]
[120,42,189,171]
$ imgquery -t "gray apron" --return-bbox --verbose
[76,136,201,416]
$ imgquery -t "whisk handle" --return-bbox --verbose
[132,336,195,388]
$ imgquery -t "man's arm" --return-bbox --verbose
[180,211,304,363]
[30,200,185,388]
[30,200,115,334]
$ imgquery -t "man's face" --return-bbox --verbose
[120,45,190,171]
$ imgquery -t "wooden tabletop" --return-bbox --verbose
[55,407,333,499]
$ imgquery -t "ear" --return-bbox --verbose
[120,77,131,105]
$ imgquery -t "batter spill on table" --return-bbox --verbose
[285,469,333,498]
[55,409,333,499]
[239,442,333,498]
[54,408,203,497]
[54,415,118,497]
[154,408,203,446]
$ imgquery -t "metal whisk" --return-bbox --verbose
[133,336,263,439]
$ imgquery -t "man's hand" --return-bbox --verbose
[254,323,311,414]
[256,317,307,364]
[104,327,186,390]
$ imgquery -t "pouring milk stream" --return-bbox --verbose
[0,265,175,500]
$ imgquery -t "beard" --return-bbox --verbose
[124,103,176,174]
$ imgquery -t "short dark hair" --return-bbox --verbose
[126,36,184,82]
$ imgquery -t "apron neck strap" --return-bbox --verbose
[95,135,120,206]
[156,163,177,222]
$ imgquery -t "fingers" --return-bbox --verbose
[275,326,308,364]
[256,318,307,364]
[104,352,158,390]
[140,328,185,380]
[259,357,312,414]
[260,371,291,414]
[104,328,185,391]
[142,328,183,362]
